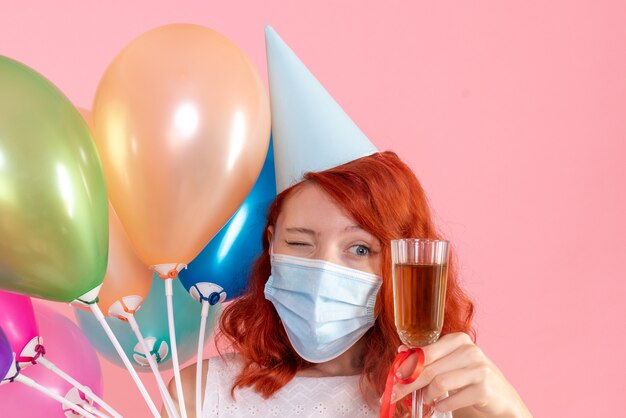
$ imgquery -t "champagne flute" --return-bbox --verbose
[391,239,449,418]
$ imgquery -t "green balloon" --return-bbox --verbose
[0,56,108,302]
[75,275,221,371]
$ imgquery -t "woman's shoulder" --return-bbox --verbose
[180,352,243,382]
[211,352,245,381]
[208,351,243,365]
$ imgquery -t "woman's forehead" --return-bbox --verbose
[277,183,357,232]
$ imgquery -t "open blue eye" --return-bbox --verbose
[349,244,371,256]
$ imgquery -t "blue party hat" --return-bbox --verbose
[265,26,378,193]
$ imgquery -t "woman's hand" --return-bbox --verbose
[392,333,532,418]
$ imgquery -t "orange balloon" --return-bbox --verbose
[97,204,152,315]
[92,24,271,266]
[77,108,151,315]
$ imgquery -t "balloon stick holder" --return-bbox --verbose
[188,282,226,418]
[151,263,188,418]
[71,284,102,306]
[126,314,180,418]
[107,295,144,320]
[71,296,160,418]
[17,335,43,367]
[1,353,97,418]
[64,386,107,418]
[13,373,97,418]
[36,355,122,418]
[151,263,186,280]
[189,282,227,306]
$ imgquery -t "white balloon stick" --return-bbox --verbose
[89,303,160,418]
[14,374,97,418]
[196,300,210,418]
[82,402,111,418]
[36,356,122,418]
[164,278,188,418]
[127,314,180,418]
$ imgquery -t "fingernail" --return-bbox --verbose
[395,370,403,379]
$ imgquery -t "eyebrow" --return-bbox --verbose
[285,225,365,235]
[285,227,317,236]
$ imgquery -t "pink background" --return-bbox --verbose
[2,1,625,416]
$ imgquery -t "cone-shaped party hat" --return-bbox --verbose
[265,26,378,193]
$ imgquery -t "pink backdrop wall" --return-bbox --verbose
[2,1,625,416]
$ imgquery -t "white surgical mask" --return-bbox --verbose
[264,253,382,363]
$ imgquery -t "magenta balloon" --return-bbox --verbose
[0,291,39,362]
[0,302,102,417]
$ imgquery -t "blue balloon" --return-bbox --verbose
[179,138,276,301]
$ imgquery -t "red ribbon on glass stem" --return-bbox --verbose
[380,347,425,418]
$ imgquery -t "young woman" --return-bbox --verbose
[170,151,531,417]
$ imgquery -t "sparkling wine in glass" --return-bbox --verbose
[391,239,449,418]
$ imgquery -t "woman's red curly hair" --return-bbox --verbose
[218,151,475,411]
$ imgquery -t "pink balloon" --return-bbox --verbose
[0,302,103,417]
[0,291,39,363]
